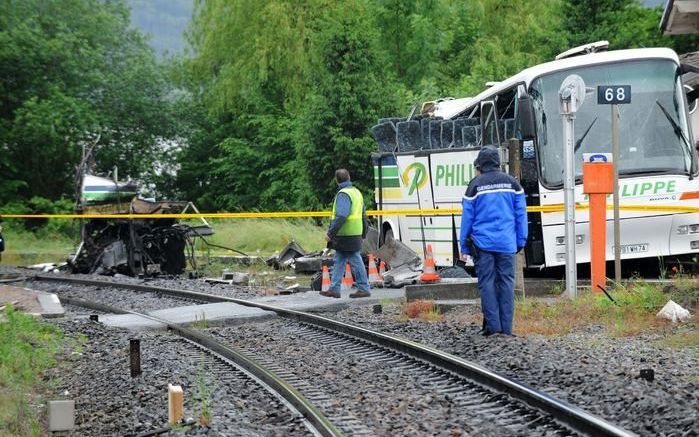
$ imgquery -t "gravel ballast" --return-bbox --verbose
[325,303,699,436]
[44,318,310,436]
[4,266,695,436]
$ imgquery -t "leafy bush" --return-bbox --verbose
[0,197,77,238]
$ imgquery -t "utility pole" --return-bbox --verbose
[611,105,622,284]
[508,138,526,299]
[597,85,631,284]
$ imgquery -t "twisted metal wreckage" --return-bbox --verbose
[68,147,242,276]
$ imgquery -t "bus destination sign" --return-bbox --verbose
[597,85,631,104]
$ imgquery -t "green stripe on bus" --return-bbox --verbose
[373,166,399,177]
[378,178,401,188]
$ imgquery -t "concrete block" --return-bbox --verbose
[37,292,65,318]
[406,279,564,302]
[168,384,184,424]
[406,282,480,302]
[48,400,75,431]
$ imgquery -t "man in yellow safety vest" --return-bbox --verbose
[322,169,371,298]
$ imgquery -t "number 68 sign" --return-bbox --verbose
[597,85,631,104]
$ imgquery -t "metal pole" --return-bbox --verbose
[563,107,577,299]
[508,139,526,299]
[378,157,384,248]
[611,105,621,284]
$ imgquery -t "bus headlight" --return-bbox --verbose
[556,235,585,245]
[677,224,699,235]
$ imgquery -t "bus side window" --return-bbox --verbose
[420,118,430,149]
[462,124,481,148]
[495,87,517,142]
[453,118,467,148]
[441,120,455,148]
[429,119,442,149]
[481,101,497,147]
[396,120,422,152]
[371,122,397,152]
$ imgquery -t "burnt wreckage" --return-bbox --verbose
[69,174,213,276]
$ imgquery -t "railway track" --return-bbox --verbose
[33,274,636,436]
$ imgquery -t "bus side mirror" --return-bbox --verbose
[517,94,536,139]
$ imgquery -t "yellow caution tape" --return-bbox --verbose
[1,204,698,219]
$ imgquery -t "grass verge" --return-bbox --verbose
[513,281,697,338]
[0,306,63,436]
[190,218,326,256]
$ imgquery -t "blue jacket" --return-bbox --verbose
[460,147,528,255]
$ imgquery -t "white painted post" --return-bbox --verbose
[168,384,184,425]
[559,75,587,299]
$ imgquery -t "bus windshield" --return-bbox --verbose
[530,59,694,188]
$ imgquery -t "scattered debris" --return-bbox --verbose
[382,263,422,287]
[222,271,250,285]
[294,249,333,273]
[376,237,421,270]
[266,241,307,270]
[656,300,692,322]
[26,262,65,273]
[203,278,234,285]
[439,266,472,278]
[214,255,265,265]
[280,283,301,295]
[360,227,380,257]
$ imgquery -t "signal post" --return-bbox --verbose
[582,153,613,293]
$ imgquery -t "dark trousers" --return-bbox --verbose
[474,250,515,335]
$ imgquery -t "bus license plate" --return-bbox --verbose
[618,243,648,254]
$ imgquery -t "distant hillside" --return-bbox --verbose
[127,0,192,56]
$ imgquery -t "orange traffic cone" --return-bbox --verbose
[379,261,386,280]
[420,244,441,283]
[367,254,381,286]
[341,263,354,292]
[321,265,331,292]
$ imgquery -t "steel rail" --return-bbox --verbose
[37,275,636,437]
[57,294,341,437]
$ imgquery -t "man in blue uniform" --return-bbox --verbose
[322,169,371,298]
[460,147,528,335]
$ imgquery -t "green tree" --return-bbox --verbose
[0,0,175,204]
[297,0,399,206]
[562,0,699,51]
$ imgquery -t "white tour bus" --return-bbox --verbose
[371,42,699,269]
